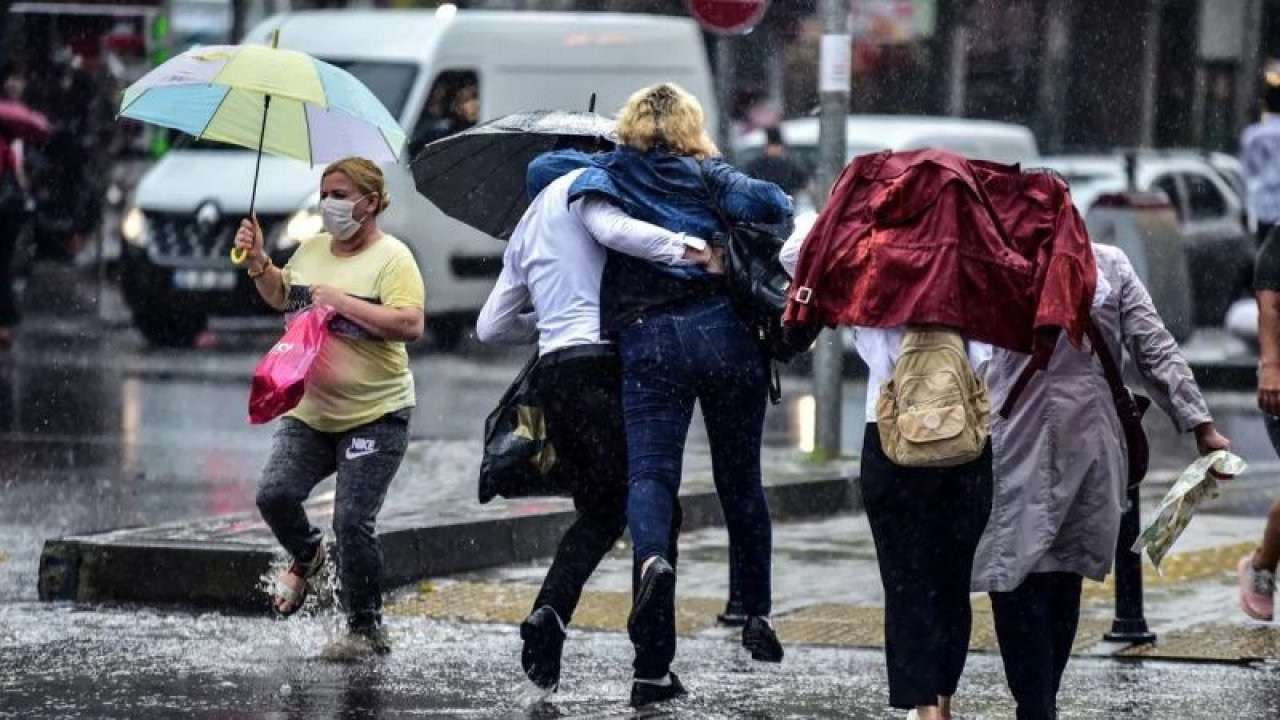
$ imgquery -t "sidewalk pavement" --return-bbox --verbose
[388,463,1280,666]
[37,446,859,610]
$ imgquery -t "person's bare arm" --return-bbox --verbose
[234,216,288,311]
[310,285,424,342]
[1259,289,1280,417]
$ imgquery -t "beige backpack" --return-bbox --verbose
[876,328,990,468]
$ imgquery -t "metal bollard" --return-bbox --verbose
[1104,482,1156,644]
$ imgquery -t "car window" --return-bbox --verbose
[321,59,417,120]
[1184,172,1228,220]
[409,69,481,153]
[1151,174,1183,220]
[1215,166,1247,201]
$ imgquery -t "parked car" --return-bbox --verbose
[119,8,719,347]
[1226,297,1259,353]
[735,115,1039,213]
[1041,152,1253,326]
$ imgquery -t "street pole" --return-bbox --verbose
[1105,150,1156,646]
[812,0,849,459]
[1104,482,1156,645]
[716,34,736,160]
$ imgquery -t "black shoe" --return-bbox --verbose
[628,556,676,640]
[742,616,783,663]
[520,606,566,692]
[629,672,687,708]
[716,599,748,627]
[321,623,390,661]
[352,623,392,655]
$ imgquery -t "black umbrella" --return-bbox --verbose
[410,108,616,240]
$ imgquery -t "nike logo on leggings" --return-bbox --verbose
[346,438,378,461]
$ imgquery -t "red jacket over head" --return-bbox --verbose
[785,149,1096,367]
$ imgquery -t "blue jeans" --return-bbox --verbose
[620,295,772,616]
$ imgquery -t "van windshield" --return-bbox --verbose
[321,59,416,119]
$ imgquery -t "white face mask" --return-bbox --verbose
[319,194,369,241]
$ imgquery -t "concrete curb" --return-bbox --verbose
[38,473,860,612]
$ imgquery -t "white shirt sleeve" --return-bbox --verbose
[475,245,538,346]
[576,196,702,266]
[779,213,815,278]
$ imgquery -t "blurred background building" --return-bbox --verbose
[1,0,1278,155]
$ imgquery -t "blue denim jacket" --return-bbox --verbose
[526,150,611,199]
[569,146,792,235]
[530,146,793,280]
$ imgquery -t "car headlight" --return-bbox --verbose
[121,207,147,247]
[276,206,323,251]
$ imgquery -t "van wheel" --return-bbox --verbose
[427,316,467,351]
[134,308,208,348]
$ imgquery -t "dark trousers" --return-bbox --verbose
[620,295,771,679]
[990,572,1084,720]
[860,424,993,710]
[255,410,410,628]
[529,348,629,625]
[0,212,21,328]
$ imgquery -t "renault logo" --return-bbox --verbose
[195,202,221,230]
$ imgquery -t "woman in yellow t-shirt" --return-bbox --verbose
[233,157,425,659]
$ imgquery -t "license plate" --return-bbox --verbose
[173,269,237,291]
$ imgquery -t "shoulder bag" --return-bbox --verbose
[1087,319,1152,488]
[694,162,821,400]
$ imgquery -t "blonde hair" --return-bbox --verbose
[616,83,719,159]
[322,157,391,214]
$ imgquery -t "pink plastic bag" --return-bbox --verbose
[249,306,335,424]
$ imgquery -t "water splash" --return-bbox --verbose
[255,540,342,620]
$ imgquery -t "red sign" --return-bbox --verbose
[686,0,769,35]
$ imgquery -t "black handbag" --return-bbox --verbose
[1087,320,1152,488]
[477,353,574,503]
[695,163,821,376]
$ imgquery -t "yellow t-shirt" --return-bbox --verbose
[281,232,425,433]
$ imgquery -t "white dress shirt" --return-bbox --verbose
[778,224,1123,423]
[476,168,702,355]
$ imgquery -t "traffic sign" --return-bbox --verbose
[686,0,769,35]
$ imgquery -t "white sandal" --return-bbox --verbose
[271,542,327,617]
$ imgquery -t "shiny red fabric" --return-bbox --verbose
[786,149,1096,365]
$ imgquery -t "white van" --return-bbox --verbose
[119,8,717,347]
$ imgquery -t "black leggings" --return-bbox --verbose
[859,424,994,709]
[990,571,1084,720]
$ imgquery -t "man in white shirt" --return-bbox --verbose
[1241,83,1280,245]
[477,157,715,699]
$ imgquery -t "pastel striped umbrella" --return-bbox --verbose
[118,31,406,264]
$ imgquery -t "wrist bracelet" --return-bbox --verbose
[247,258,273,279]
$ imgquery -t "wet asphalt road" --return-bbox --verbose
[3,322,1280,718]
[2,603,1280,719]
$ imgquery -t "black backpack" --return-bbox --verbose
[696,162,821,402]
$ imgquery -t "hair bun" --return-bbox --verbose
[379,190,392,213]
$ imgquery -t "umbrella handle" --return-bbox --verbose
[230,246,248,265]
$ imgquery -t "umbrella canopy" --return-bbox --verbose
[0,100,51,143]
[119,42,406,164]
[410,110,616,240]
